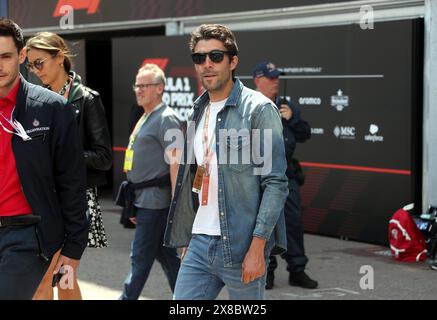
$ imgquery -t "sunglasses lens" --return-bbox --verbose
[191,53,206,65]
[191,51,229,64]
[26,60,44,72]
[209,51,225,63]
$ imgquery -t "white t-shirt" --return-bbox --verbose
[192,98,227,236]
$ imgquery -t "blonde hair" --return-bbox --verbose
[138,64,166,86]
[26,32,74,73]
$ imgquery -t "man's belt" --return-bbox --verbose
[0,215,41,228]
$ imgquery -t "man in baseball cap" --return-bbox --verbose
[253,60,317,291]
[253,61,282,78]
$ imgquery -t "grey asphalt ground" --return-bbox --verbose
[74,193,437,300]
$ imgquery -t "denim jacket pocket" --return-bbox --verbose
[226,136,253,173]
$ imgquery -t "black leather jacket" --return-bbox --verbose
[69,72,112,188]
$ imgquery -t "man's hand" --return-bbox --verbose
[166,148,181,198]
[279,104,293,121]
[241,237,266,284]
[180,247,188,261]
[52,255,80,289]
[129,217,137,225]
[53,255,80,275]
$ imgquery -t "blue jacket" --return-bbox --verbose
[164,79,288,267]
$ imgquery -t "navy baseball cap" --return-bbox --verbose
[253,61,282,78]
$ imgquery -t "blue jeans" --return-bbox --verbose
[268,179,308,273]
[120,207,180,300]
[174,234,266,300]
[0,225,51,300]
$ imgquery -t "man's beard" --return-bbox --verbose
[201,72,229,93]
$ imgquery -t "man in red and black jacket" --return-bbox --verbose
[0,18,88,299]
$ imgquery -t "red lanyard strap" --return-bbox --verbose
[202,104,216,167]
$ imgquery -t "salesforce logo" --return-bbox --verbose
[364,124,384,142]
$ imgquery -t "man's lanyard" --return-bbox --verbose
[202,103,216,170]
[123,103,163,172]
[192,103,217,206]
[0,107,31,141]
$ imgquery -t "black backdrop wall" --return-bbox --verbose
[112,19,423,245]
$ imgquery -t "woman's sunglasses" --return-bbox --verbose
[25,56,51,72]
[191,50,234,65]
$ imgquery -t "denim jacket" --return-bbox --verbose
[164,79,288,267]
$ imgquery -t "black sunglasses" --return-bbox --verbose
[191,50,234,65]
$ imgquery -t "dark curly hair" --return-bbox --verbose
[189,24,239,56]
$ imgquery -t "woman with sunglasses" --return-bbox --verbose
[25,32,112,300]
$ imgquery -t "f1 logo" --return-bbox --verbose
[142,58,169,71]
[53,0,100,17]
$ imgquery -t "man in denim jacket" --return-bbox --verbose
[164,24,288,300]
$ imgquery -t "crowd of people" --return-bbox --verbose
[0,18,318,300]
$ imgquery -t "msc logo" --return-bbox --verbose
[333,126,356,139]
[53,0,100,17]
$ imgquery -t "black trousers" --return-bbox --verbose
[268,178,309,273]
[0,225,51,299]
